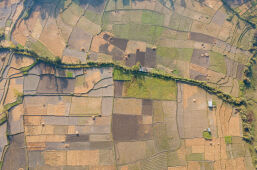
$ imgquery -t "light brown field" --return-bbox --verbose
[67,150,99,166]
[24,125,55,136]
[125,40,146,54]
[10,56,34,69]
[47,103,67,116]
[4,79,23,105]
[74,70,101,94]
[62,55,81,64]
[39,17,66,56]
[168,166,187,170]
[116,141,146,164]
[26,142,46,151]
[10,104,23,121]
[113,98,142,115]
[24,116,42,125]
[26,135,65,143]
[187,161,200,170]
[12,20,29,46]
[182,84,198,108]
[70,97,102,115]
[43,151,67,166]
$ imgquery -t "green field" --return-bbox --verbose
[112,24,164,43]
[209,51,227,74]
[141,10,164,26]
[113,69,133,81]
[123,75,177,100]
[156,47,193,67]
[27,40,55,58]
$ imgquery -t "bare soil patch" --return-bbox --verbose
[109,37,128,51]
[114,81,124,97]
[145,48,156,67]
[190,32,215,44]
[142,99,153,115]
[135,50,145,66]
[113,98,142,115]
[112,114,152,141]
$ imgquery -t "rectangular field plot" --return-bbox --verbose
[122,76,177,100]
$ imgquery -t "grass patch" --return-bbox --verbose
[203,131,212,140]
[225,136,232,144]
[5,19,12,27]
[112,24,164,43]
[153,123,169,151]
[141,10,164,26]
[66,71,73,78]
[123,75,177,100]
[156,47,193,66]
[27,40,55,58]
[209,51,226,74]
[113,69,133,81]
[85,10,102,25]
[186,153,204,161]
[20,61,37,74]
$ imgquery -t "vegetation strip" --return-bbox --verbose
[0,45,246,107]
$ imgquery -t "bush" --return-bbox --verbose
[225,136,232,144]
[203,131,212,140]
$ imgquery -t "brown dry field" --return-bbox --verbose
[67,150,99,166]
[74,70,101,94]
[113,98,142,115]
[39,17,66,56]
[10,56,34,69]
[61,55,81,64]
[115,141,146,164]
[4,78,23,105]
[12,20,29,46]
[70,97,102,115]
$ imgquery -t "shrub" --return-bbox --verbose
[225,136,232,144]
[203,131,212,140]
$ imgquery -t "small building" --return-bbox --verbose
[208,100,213,108]
[207,128,211,133]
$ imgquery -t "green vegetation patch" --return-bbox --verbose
[113,69,133,81]
[186,153,204,161]
[225,136,232,144]
[203,131,212,140]
[112,24,164,43]
[141,10,164,26]
[153,101,164,122]
[27,40,55,58]
[169,13,192,31]
[66,71,73,78]
[209,51,226,74]
[168,151,186,167]
[5,19,12,27]
[153,123,170,151]
[156,47,193,66]
[123,75,177,100]
[85,9,102,25]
